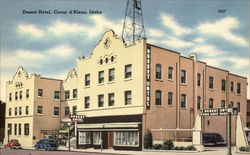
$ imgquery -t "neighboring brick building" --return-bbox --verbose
[0,100,6,144]
[247,99,250,128]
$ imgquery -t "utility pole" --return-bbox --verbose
[122,0,146,45]
[227,108,232,155]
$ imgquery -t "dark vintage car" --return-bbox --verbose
[35,138,59,151]
[203,133,226,146]
[4,139,22,149]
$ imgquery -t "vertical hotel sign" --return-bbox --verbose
[146,46,151,108]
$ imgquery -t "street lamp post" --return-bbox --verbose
[67,122,72,151]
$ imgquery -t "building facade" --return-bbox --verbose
[4,67,62,147]
[0,100,6,144]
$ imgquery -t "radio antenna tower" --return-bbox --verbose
[122,0,146,45]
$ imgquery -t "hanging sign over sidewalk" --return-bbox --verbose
[201,107,238,116]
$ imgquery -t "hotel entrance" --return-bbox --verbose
[108,132,113,149]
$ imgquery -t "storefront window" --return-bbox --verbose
[78,132,91,144]
[93,132,101,144]
[114,131,139,146]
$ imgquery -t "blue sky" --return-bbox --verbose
[0,0,249,101]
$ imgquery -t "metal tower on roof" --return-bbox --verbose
[122,0,146,45]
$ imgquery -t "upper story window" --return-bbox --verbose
[221,100,226,108]
[65,91,70,100]
[125,90,132,105]
[105,57,108,63]
[9,108,11,116]
[19,91,22,100]
[111,56,114,62]
[19,107,22,115]
[209,98,214,109]
[197,96,201,109]
[209,76,214,89]
[108,93,115,106]
[98,94,104,107]
[98,71,104,84]
[73,106,77,115]
[25,106,29,115]
[53,107,59,116]
[181,94,186,108]
[109,68,115,82]
[237,102,240,112]
[38,89,43,97]
[197,73,201,87]
[237,83,241,94]
[155,90,162,106]
[230,81,234,92]
[84,96,90,109]
[168,92,173,106]
[230,101,234,108]
[155,64,162,80]
[65,107,70,116]
[73,89,77,98]
[181,70,186,84]
[221,79,226,91]
[37,106,43,114]
[54,91,60,100]
[168,67,173,80]
[15,107,17,115]
[15,92,18,100]
[26,89,29,98]
[99,59,103,65]
[24,124,29,136]
[85,74,90,86]
[9,93,12,101]
[125,64,132,79]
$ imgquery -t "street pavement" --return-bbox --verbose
[0,146,249,155]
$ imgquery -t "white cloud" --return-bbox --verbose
[147,28,165,38]
[198,17,248,47]
[47,44,75,57]
[18,24,45,38]
[191,44,225,57]
[16,49,46,60]
[160,37,194,48]
[160,13,192,36]
[193,37,205,43]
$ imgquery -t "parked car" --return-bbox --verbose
[4,139,22,149]
[203,133,226,146]
[35,138,59,151]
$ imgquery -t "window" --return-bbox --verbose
[168,92,173,106]
[15,107,17,115]
[14,124,17,135]
[197,73,201,87]
[65,107,69,116]
[9,108,11,116]
[221,100,225,108]
[19,107,22,115]
[85,74,90,86]
[15,92,18,100]
[78,132,91,144]
[8,124,12,135]
[209,98,213,109]
[73,106,77,115]
[237,83,241,94]
[197,96,201,109]
[38,89,43,97]
[54,91,60,99]
[230,81,234,92]
[26,89,29,98]
[98,71,104,84]
[100,59,103,65]
[105,57,108,63]
[19,91,22,99]
[9,93,12,101]
[111,56,114,62]
[125,64,132,79]
[73,89,77,98]
[25,106,29,115]
[108,93,115,106]
[114,131,139,146]
[65,91,70,100]
[181,94,186,108]
[125,91,132,105]
[237,102,240,112]
[84,96,90,109]
[53,107,59,116]
[209,76,214,89]
[168,67,173,80]
[181,70,186,84]
[230,101,234,108]
[37,106,43,114]
[18,124,21,135]
[221,79,226,91]
[155,64,162,79]
[93,132,101,144]
[109,68,115,82]
[24,124,29,136]
[155,90,162,106]
[98,94,104,107]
